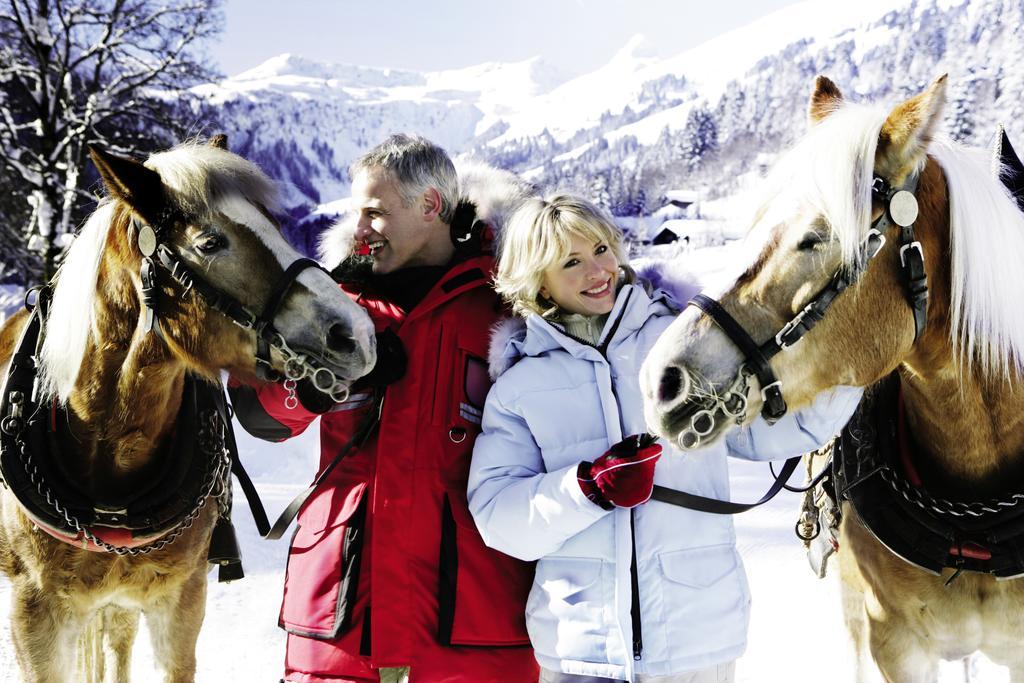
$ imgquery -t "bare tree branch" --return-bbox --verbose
[0,0,222,282]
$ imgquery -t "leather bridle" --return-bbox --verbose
[135,204,351,403]
[681,171,928,436]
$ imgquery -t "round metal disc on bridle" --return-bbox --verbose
[137,224,157,256]
[888,190,919,227]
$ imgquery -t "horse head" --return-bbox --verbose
[640,74,1024,449]
[39,138,376,402]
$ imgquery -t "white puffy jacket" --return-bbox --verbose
[468,282,861,680]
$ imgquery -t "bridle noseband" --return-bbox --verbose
[678,171,928,444]
[135,206,351,404]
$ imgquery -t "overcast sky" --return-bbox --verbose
[210,0,806,78]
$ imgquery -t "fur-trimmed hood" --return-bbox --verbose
[486,269,702,380]
[318,159,538,270]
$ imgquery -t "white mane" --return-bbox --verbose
[932,138,1024,378]
[38,202,116,400]
[753,103,889,269]
[758,103,1024,379]
[145,142,279,217]
[39,142,281,401]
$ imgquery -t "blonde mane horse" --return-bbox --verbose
[640,76,1024,681]
[0,138,375,682]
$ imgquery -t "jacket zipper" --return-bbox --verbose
[587,287,644,662]
[629,509,643,661]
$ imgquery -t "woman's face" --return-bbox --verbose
[540,232,620,316]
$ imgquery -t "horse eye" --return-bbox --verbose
[195,233,226,254]
[796,232,825,251]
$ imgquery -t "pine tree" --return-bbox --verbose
[681,103,719,171]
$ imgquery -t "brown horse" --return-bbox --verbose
[0,138,376,682]
[640,76,1024,681]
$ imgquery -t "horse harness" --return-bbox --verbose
[806,374,1024,582]
[799,137,1024,582]
[0,291,247,580]
[134,207,350,405]
[646,171,927,516]
[684,170,926,434]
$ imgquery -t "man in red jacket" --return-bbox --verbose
[230,135,538,683]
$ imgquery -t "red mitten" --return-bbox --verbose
[577,434,663,509]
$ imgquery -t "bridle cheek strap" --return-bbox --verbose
[252,257,328,382]
[688,294,788,423]
[686,225,890,425]
[148,240,331,382]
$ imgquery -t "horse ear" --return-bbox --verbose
[808,75,843,125]
[89,145,166,223]
[209,134,229,150]
[875,74,948,182]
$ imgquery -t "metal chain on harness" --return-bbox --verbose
[6,395,231,556]
[879,467,1024,518]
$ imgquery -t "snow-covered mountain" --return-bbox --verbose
[190,0,1024,239]
[190,52,570,211]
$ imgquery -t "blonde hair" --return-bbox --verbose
[496,194,632,317]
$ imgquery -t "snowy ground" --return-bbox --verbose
[0,424,1005,682]
[0,244,1010,681]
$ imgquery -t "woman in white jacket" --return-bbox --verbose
[468,195,860,683]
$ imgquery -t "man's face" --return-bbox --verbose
[351,169,449,274]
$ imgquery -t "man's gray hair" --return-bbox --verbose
[350,134,459,224]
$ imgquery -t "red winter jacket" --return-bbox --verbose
[231,255,537,683]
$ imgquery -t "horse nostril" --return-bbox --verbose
[327,323,356,354]
[658,366,684,403]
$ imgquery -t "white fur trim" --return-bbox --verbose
[317,212,358,270]
[488,316,526,380]
[634,262,702,307]
[455,159,538,238]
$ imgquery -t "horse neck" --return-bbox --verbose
[891,158,1024,488]
[64,250,189,488]
[899,166,1024,486]
[897,362,1024,489]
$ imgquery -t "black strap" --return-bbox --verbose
[899,224,928,342]
[155,244,258,329]
[650,456,800,514]
[259,258,326,326]
[688,293,787,422]
[262,392,383,540]
[222,399,271,537]
[872,174,927,342]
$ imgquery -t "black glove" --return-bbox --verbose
[352,328,406,391]
[295,329,406,412]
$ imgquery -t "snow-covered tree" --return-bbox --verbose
[0,0,222,282]
[680,103,718,171]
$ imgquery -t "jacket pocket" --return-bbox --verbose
[279,481,368,639]
[526,556,608,662]
[438,350,489,475]
[438,489,533,647]
[657,544,749,659]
